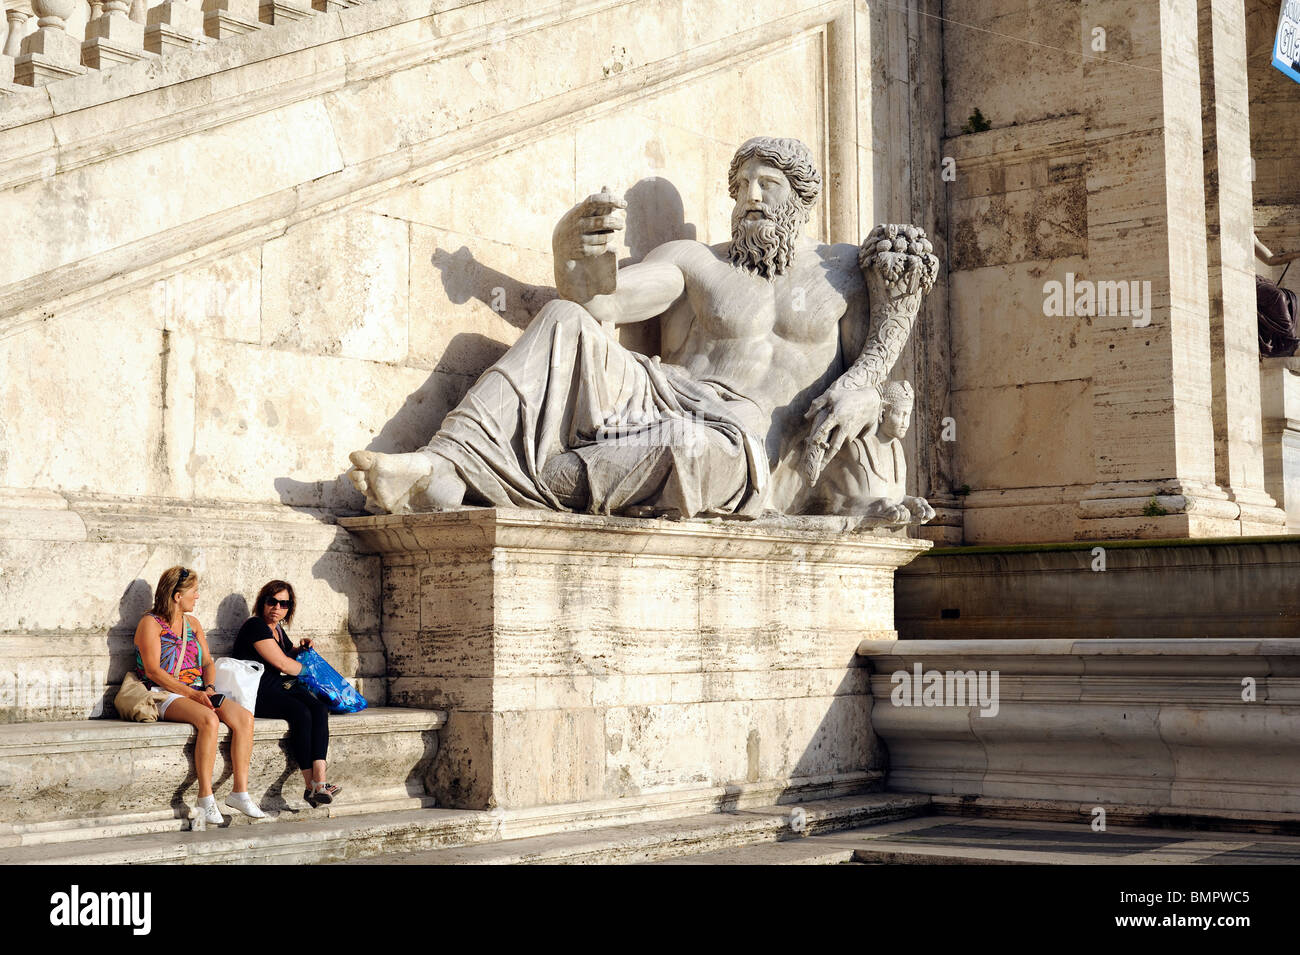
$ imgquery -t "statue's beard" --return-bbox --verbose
[729,200,805,279]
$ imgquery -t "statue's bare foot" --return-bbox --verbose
[347,450,464,514]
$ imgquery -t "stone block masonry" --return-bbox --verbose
[342,508,929,810]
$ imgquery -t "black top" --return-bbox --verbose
[233,617,298,688]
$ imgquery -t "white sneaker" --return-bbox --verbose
[196,795,224,825]
[225,792,268,819]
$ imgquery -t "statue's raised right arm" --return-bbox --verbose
[552,188,686,326]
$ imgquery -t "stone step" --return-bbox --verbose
[0,792,929,865]
[347,793,931,865]
[646,839,862,865]
[0,707,445,845]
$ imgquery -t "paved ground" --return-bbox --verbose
[661,816,1300,865]
[351,808,1300,865]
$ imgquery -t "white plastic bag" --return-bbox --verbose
[213,657,264,712]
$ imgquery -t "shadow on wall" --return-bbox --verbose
[96,578,154,718]
[274,177,699,520]
[621,177,697,265]
[431,246,555,331]
[213,593,251,655]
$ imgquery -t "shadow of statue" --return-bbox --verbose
[620,176,697,265]
[274,344,490,519]
[430,245,555,331]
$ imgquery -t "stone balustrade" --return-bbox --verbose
[0,0,366,89]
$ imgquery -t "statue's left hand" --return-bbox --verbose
[802,384,881,485]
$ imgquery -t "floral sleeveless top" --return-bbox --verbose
[135,614,204,689]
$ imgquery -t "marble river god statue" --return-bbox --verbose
[347,136,939,525]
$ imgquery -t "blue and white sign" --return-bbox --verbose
[1275,0,1300,84]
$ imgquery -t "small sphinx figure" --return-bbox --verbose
[809,380,936,525]
[346,136,939,522]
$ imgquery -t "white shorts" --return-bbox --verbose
[157,692,183,719]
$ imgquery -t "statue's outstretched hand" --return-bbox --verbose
[802,384,881,485]
[553,188,627,303]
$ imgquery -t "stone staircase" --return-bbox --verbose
[1,0,370,91]
[0,707,445,846]
[0,791,932,864]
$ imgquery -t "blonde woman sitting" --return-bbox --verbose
[121,566,266,824]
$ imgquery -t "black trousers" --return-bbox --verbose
[256,679,330,769]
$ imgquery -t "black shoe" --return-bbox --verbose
[304,785,332,808]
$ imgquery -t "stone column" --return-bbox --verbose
[15,0,87,86]
[145,0,206,53]
[1076,0,1237,538]
[82,0,148,70]
[1,9,29,87]
[1197,0,1286,534]
[3,10,27,57]
[202,0,261,38]
[1260,358,1300,529]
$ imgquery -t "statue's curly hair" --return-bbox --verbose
[727,137,822,213]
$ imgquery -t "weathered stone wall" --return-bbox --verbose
[942,2,1091,543]
[0,0,939,720]
[1248,0,1300,295]
[942,0,1288,543]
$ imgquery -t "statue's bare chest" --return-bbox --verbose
[685,260,850,346]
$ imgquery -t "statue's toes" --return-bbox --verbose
[349,450,376,470]
[346,467,369,495]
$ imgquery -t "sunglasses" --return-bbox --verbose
[173,568,191,594]
[267,598,291,609]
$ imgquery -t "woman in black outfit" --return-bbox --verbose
[234,580,341,807]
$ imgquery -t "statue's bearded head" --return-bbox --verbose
[727,136,822,279]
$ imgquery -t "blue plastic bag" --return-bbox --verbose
[295,648,369,714]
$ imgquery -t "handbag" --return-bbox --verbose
[114,671,171,722]
[114,612,194,722]
[294,648,368,714]
[213,657,264,711]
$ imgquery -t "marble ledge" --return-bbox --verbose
[340,506,934,565]
[858,636,1300,666]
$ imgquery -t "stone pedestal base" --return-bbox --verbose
[859,638,1300,819]
[1075,479,1287,539]
[82,11,151,69]
[259,0,313,25]
[896,536,1300,640]
[145,3,207,54]
[202,0,262,38]
[342,509,929,811]
[15,28,87,86]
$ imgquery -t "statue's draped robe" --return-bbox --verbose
[423,302,769,518]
